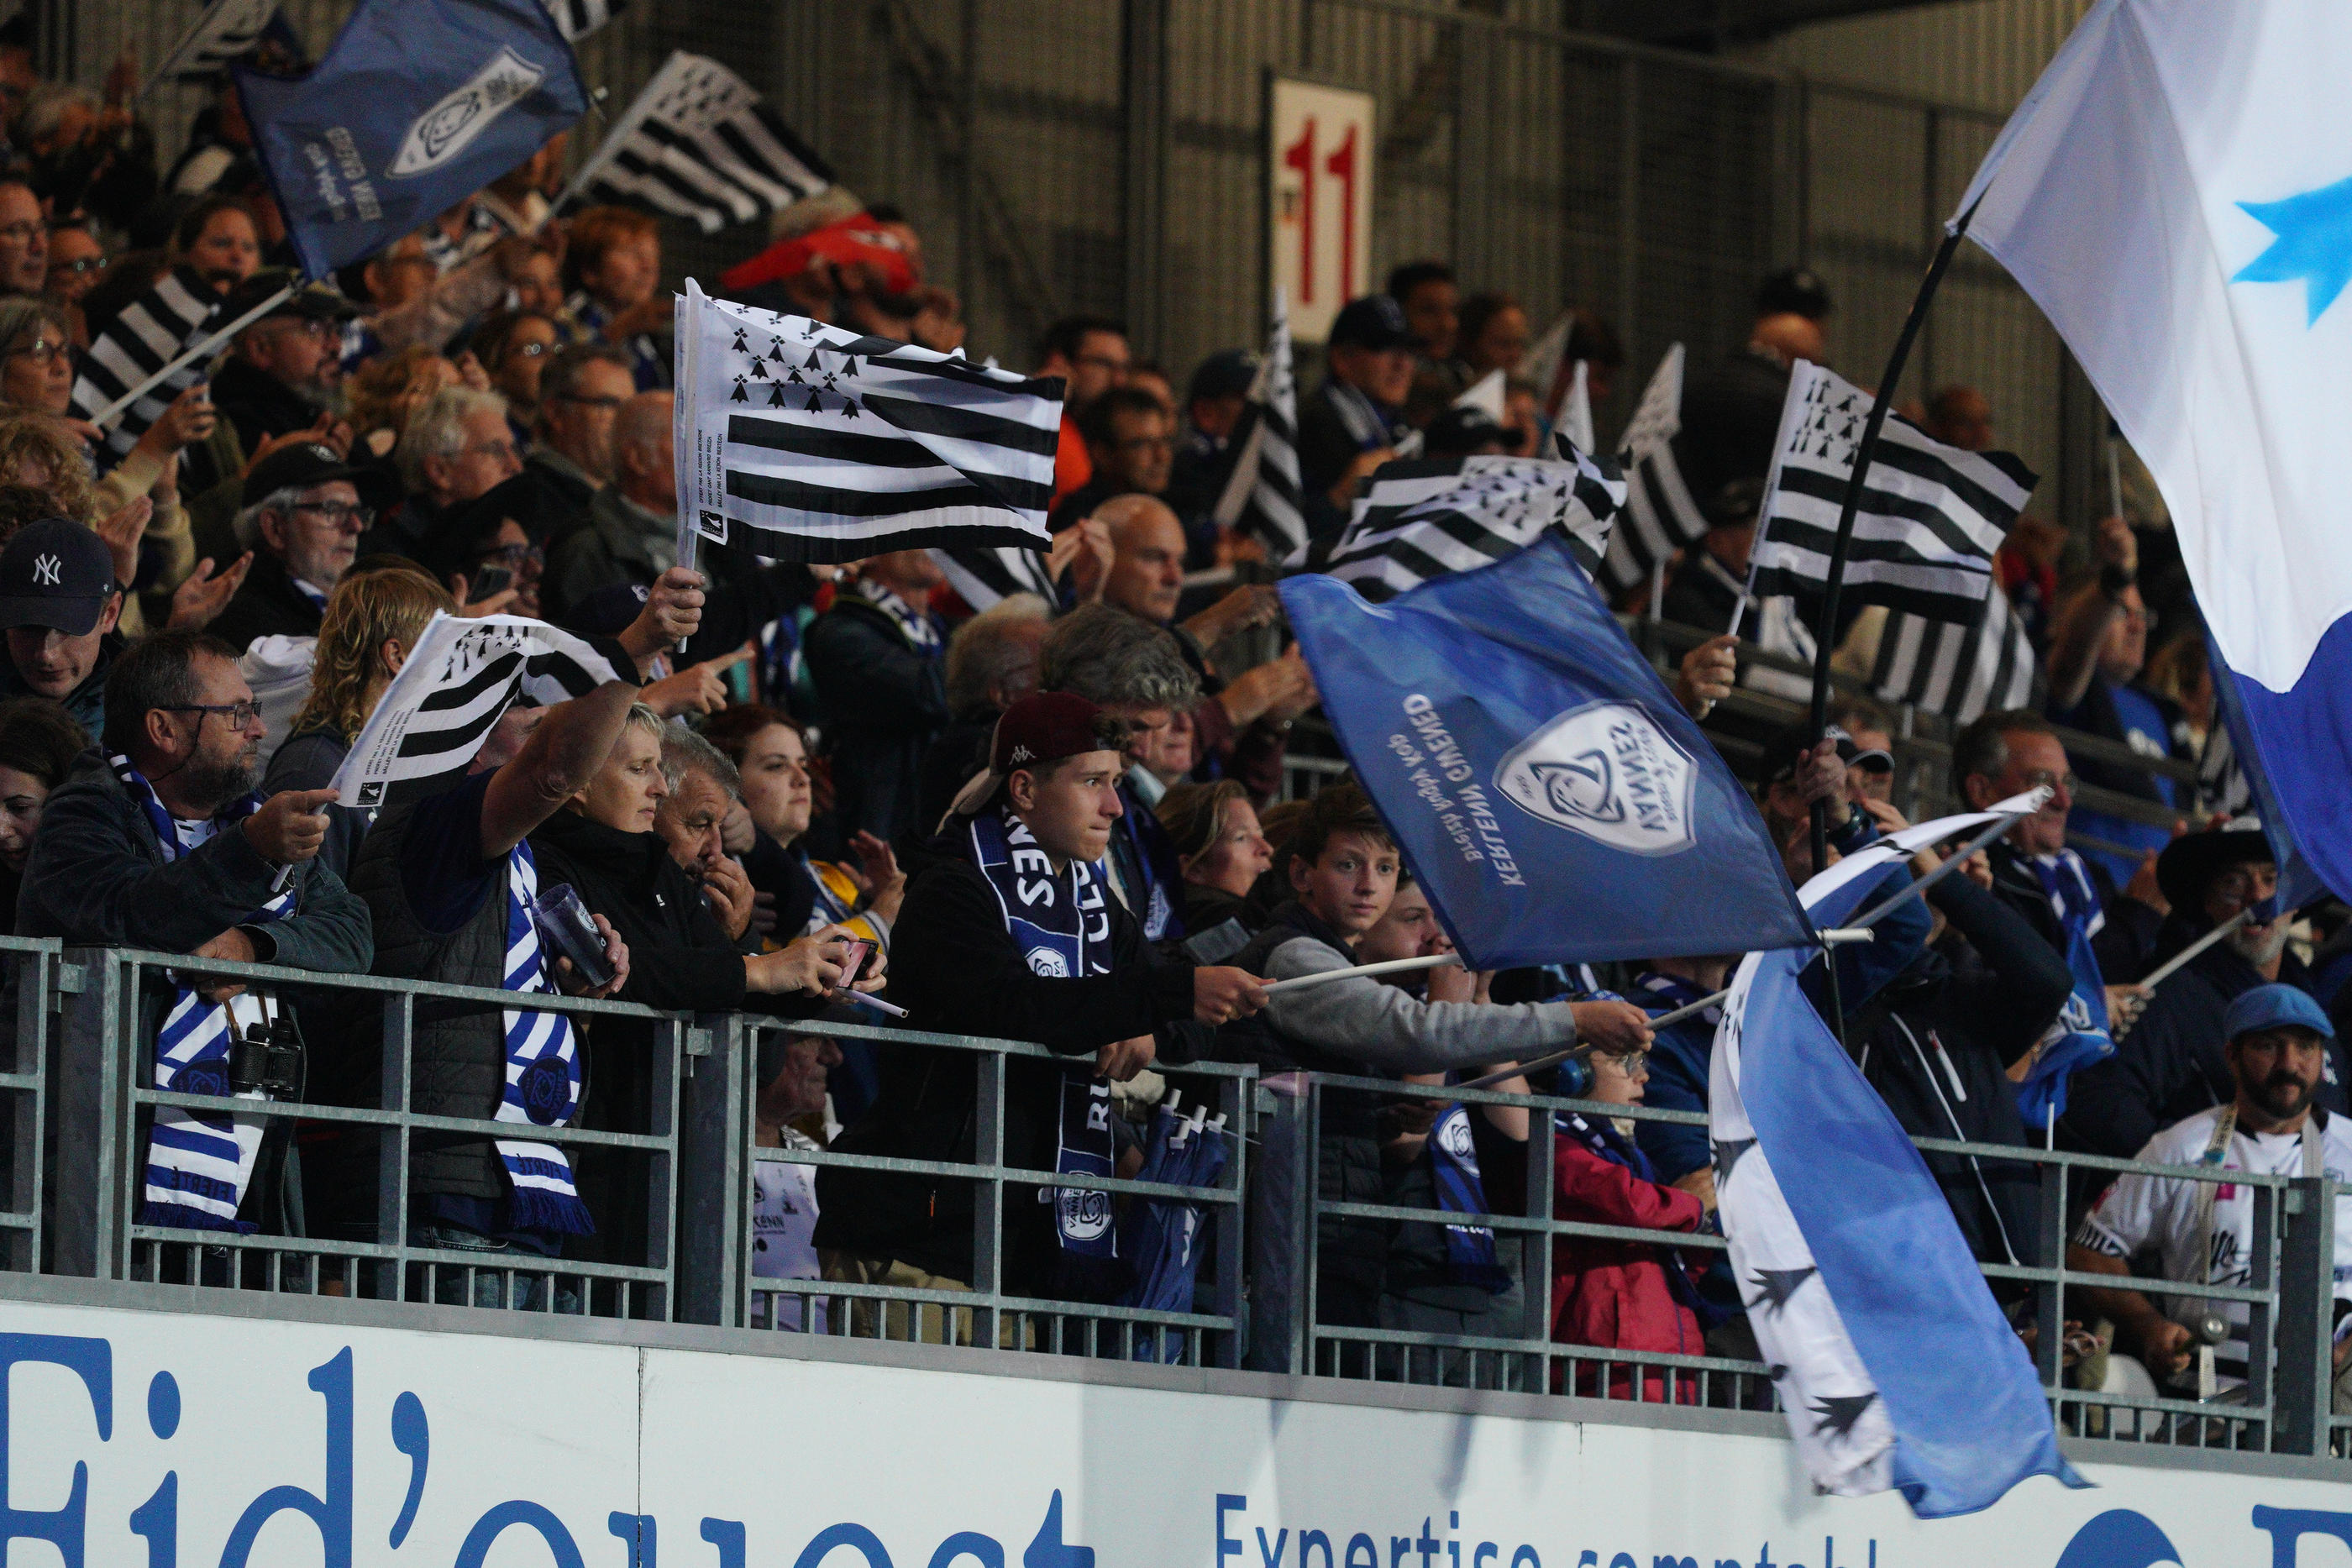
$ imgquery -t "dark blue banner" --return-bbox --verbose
[237,0,587,277]
[1278,533,1813,969]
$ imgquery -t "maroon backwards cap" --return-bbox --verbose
[949,692,1122,821]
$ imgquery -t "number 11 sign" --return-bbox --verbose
[1268,76,1376,345]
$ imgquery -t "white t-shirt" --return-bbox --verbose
[2075,1105,2352,1380]
[751,1130,827,1334]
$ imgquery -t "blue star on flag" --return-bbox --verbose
[2234,175,2352,325]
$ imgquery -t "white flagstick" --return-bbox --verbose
[88,282,293,431]
[1259,952,1461,994]
[2111,909,2255,1041]
[670,279,705,654]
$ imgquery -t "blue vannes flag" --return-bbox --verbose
[2207,633,2328,914]
[1278,532,1813,969]
[236,0,587,277]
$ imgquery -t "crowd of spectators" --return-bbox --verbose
[0,37,2339,1404]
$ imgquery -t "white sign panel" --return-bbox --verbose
[1270,78,1377,345]
[6,1298,2352,1566]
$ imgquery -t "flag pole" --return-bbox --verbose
[1804,202,1983,903]
[87,282,294,430]
[2109,909,2255,1041]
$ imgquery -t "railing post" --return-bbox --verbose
[676,1014,745,1326]
[1211,1072,1248,1370]
[1243,1073,1309,1375]
[48,947,124,1278]
[971,1051,1005,1350]
[2034,1156,2066,1396]
[2274,1175,2334,1457]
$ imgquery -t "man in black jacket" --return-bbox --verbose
[18,629,375,1235]
[208,272,360,459]
[209,443,393,653]
[2064,825,2346,1159]
[1845,867,2072,1288]
[813,692,1267,1324]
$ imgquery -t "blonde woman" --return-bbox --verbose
[260,567,457,878]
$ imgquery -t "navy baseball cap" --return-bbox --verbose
[1329,294,1414,352]
[2224,983,2334,1044]
[1756,266,1833,321]
[0,517,118,636]
[241,441,396,509]
[1185,349,1260,405]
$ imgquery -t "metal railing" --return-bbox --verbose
[0,937,64,1274]
[704,1013,1257,1366]
[1284,1069,2343,1457]
[48,946,698,1319]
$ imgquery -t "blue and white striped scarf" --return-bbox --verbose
[496,841,595,1236]
[118,756,291,1233]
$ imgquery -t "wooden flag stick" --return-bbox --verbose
[2111,909,2254,1041]
[1260,953,1462,995]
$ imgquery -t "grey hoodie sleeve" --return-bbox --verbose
[1262,935,1580,1073]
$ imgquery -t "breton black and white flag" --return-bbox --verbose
[150,0,280,83]
[561,51,832,233]
[930,544,1058,614]
[1747,360,2036,625]
[69,265,220,465]
[1319,438,1625,602]
[1599,345,1710,595]
[675,281,1061,563]
[330,613,621,811]
[1870,585,2040,724]
[1211,290,1305,555]
[544,0,624,43]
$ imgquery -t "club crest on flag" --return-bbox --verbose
[1494,701,1697,855]
[391,46,549,176]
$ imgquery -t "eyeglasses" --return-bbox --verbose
[290,501,374,529]
[0,223,39,246]
[555,392,624,410]
[2016,768,2077,796]
[46,254,107,278]
[165,700,262,731]
[1593,1048,1651,1079]
[6,337,60,366]
[2213,866,2280,905]
[463,438,521,465]
[509,340,550,359]
[475,542,543,570]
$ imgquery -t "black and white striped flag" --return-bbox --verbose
[675,281,1060,564]
[544,0,624,43]
[150,0,280,83]
[560,51,832,233]
[330,613,622,812]
[931,544,1058,614]
[1747,360,2036,625]
[1599,345,1710,594]
[1212,291,1305,555]
[1870,585,2039,725]
[1319,440,1625,602]
[69,265,220,466]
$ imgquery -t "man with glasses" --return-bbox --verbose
[211,271,361,459]
[1956,708,2165,1014]
[42,218,104,321]
[385,386,525,555]
[2045,512,2193,888]
[1031,314,1131,507]
[2069,825,2346,1160]
[1047,386,1175,532]
[512,343,635,548]
[211,445,391,653]
[0,179,45,297]
[16,627,372,1236]
[0,515,128,732]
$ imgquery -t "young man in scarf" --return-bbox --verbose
[18,629,375,1235]
[815,691,1268,1323]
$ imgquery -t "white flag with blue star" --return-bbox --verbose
[1957,0,2352,905]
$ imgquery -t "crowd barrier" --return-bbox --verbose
[6,935,2346,1465]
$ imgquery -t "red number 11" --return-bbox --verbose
[1325,123,1357,302]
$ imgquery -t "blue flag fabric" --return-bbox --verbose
[2013,854,2113,1129]
[1278,532,1812,969]
[1718,840,2083,1517]
[2206,634,2328,914]
[236,0,587,277]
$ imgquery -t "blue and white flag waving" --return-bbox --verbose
[2012,851,2113,1130]
[236,0,588,277]
[1714,804,2082,1518]
[1957,0,2352,903]
[1279,532,1812,969]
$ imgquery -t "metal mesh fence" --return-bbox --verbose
[67,0,2076,503]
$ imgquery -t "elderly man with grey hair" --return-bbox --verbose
[208,441,393,653]
[379,385,525,556]
[916,592,1052,831]
[1037,601,1201,942]
[653,724,762,947]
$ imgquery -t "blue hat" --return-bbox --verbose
[2223,983,2334,1044]
[1329,294,1414,352]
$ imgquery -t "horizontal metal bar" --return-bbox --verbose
[1979,1261,2275,1305]
[128,1228,669,1281]
[2057,1386,2272,1421]
[113,948,675,1021]
[743,1014,1258,1077]
[1316,1323,1770,1378]
[1319,1198,1730,1252]
[748,1277,1231,1329]
[133,1090,675,1151]
[759,1145,1239,1204]
[1306,1069,1708,1125]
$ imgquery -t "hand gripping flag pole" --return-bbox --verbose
[1802,200,1985,1008]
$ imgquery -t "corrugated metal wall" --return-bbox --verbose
[73,0,2082,498]
[1750,0,2092,115]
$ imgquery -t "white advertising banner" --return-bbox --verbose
[1268,77,1376,346]
[4,1298,2352,1566]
